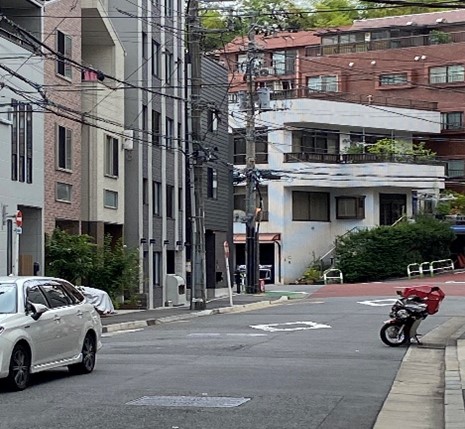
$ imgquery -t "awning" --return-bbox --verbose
[233,233,281,244]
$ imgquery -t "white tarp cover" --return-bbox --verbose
[79,286,115,315]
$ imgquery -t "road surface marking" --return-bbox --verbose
[357,299,397,307]
[187,333,267,337]
[102,328,144,337]
[250,321,331,332]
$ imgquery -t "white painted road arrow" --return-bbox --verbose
[250,321,332,332]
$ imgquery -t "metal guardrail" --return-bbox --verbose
[323,268,343,285]
[407,259,454,278]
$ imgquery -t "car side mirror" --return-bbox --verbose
[29,303,49,321]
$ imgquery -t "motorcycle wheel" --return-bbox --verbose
[380,322,410,347]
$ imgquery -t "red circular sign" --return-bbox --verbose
[16,210,23,227]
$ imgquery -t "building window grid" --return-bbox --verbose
[56,30,72,79]
[152,110,160,146]
[153,181,161,215]
[336,196,366,219]
[57,125,72,171]
[441,112,463,130]
[152,40,160,76]
[207,168,218,199]
[105,135,119,177]
[166,117,174,148]
[104,189,118,209]
[166,184,174,218]
[233,128,268,164]
[292,191,330,222]
[429,65,465,84]
[11,100,33,183]
[307,75,338,92]
[56,182,72,202]
[165,51,174,85]
[379,73,408,86]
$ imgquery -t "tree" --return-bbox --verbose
[309,0,361,28]
[359,0,457,19]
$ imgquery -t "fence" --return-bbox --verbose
[407,259,454,278]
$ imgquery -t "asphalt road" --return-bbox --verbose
[1,281,464,429]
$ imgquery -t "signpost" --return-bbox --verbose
[13,210,22,276]
[224,241,233,307]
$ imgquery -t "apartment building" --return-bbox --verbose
[80,0,126,246]
[43,0,83,234]
[0,1,45,275]
[220,12,455,283]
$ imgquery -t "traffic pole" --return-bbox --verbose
[13,210,23,276]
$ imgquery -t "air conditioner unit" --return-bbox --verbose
[123,129,134,150]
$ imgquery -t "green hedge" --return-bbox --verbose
[334,216,455,283]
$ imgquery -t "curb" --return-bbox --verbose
[445,326,465,429]
[102,296,289,334]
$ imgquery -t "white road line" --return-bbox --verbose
[250,321,331,332]
[102,328,144,337]
[357,299,397,307]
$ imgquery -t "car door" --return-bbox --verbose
[39,282,76,361]
[24,281,63,367]
[58,280,88,356]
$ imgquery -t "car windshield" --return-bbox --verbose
[0,283,17,314]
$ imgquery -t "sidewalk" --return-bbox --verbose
[100,291,298,334]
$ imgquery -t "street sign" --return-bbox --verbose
[15,210,23,227]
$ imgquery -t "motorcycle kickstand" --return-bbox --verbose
[412,334,423,345]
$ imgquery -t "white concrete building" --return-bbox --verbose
[0,1,45,276]
[81,0,126,245]
[231,97,445,284]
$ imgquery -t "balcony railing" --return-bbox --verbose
[270,88,438,111]
[284,152,443,166]
[306,30,465,57]
[0,24,37,52]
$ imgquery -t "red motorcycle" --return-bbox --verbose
[380,285,445,347]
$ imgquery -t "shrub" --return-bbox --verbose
[334,216,455,283]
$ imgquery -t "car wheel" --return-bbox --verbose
[68,333,96,375]
[7,344,31,391]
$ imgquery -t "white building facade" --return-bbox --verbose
[0,1,45,276]
[231,98,445,284]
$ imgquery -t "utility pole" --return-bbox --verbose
[245,27,259,294]
[187,0,206,310]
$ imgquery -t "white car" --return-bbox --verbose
[0,276,102,391]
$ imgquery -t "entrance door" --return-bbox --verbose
[379,193,406,225]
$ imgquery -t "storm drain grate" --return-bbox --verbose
[126,396,251,408]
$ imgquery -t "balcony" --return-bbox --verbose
[284,152,443,166]
[306,29,465,57]
[270,88,438,111]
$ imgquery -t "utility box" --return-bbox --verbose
[165,274,187,306]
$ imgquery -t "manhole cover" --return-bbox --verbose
[126,396,251,408]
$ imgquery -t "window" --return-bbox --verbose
[177,57,183,84]
[166,117,174,148]
[165,51,173,85]
[308,75,338,92]
[207,109,219,132]
[142,32,148,60]
[153,252,162,285]
[41,283,73,308]
[207,168,218,199]
[26,284,48,307]
[336,196,365,219]
[429,65,464,84]
[153,181,161,215]
[143,178,148,205]
[446,160,464,178]
[142,104,148,132]
[292,191,330,221]
[152,40,160,76]
[379,73,408,86]
[292,129,339,154]
[178,187,183,212]
[11,101,33,183]
[272,50,296,75]
[152,110,160,145]
[104,190,118,209]
[441,112,463,130]
[56,125,72,170]
[166,185,174,218]
[56,182,72,202]
[165,0,173,16]
[233,128,268,164]
[105,135,119,177]
[56,30,72,78]
[59,281,85,304]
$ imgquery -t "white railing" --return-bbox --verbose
[323,268,343,284]
[407,259,454,278]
